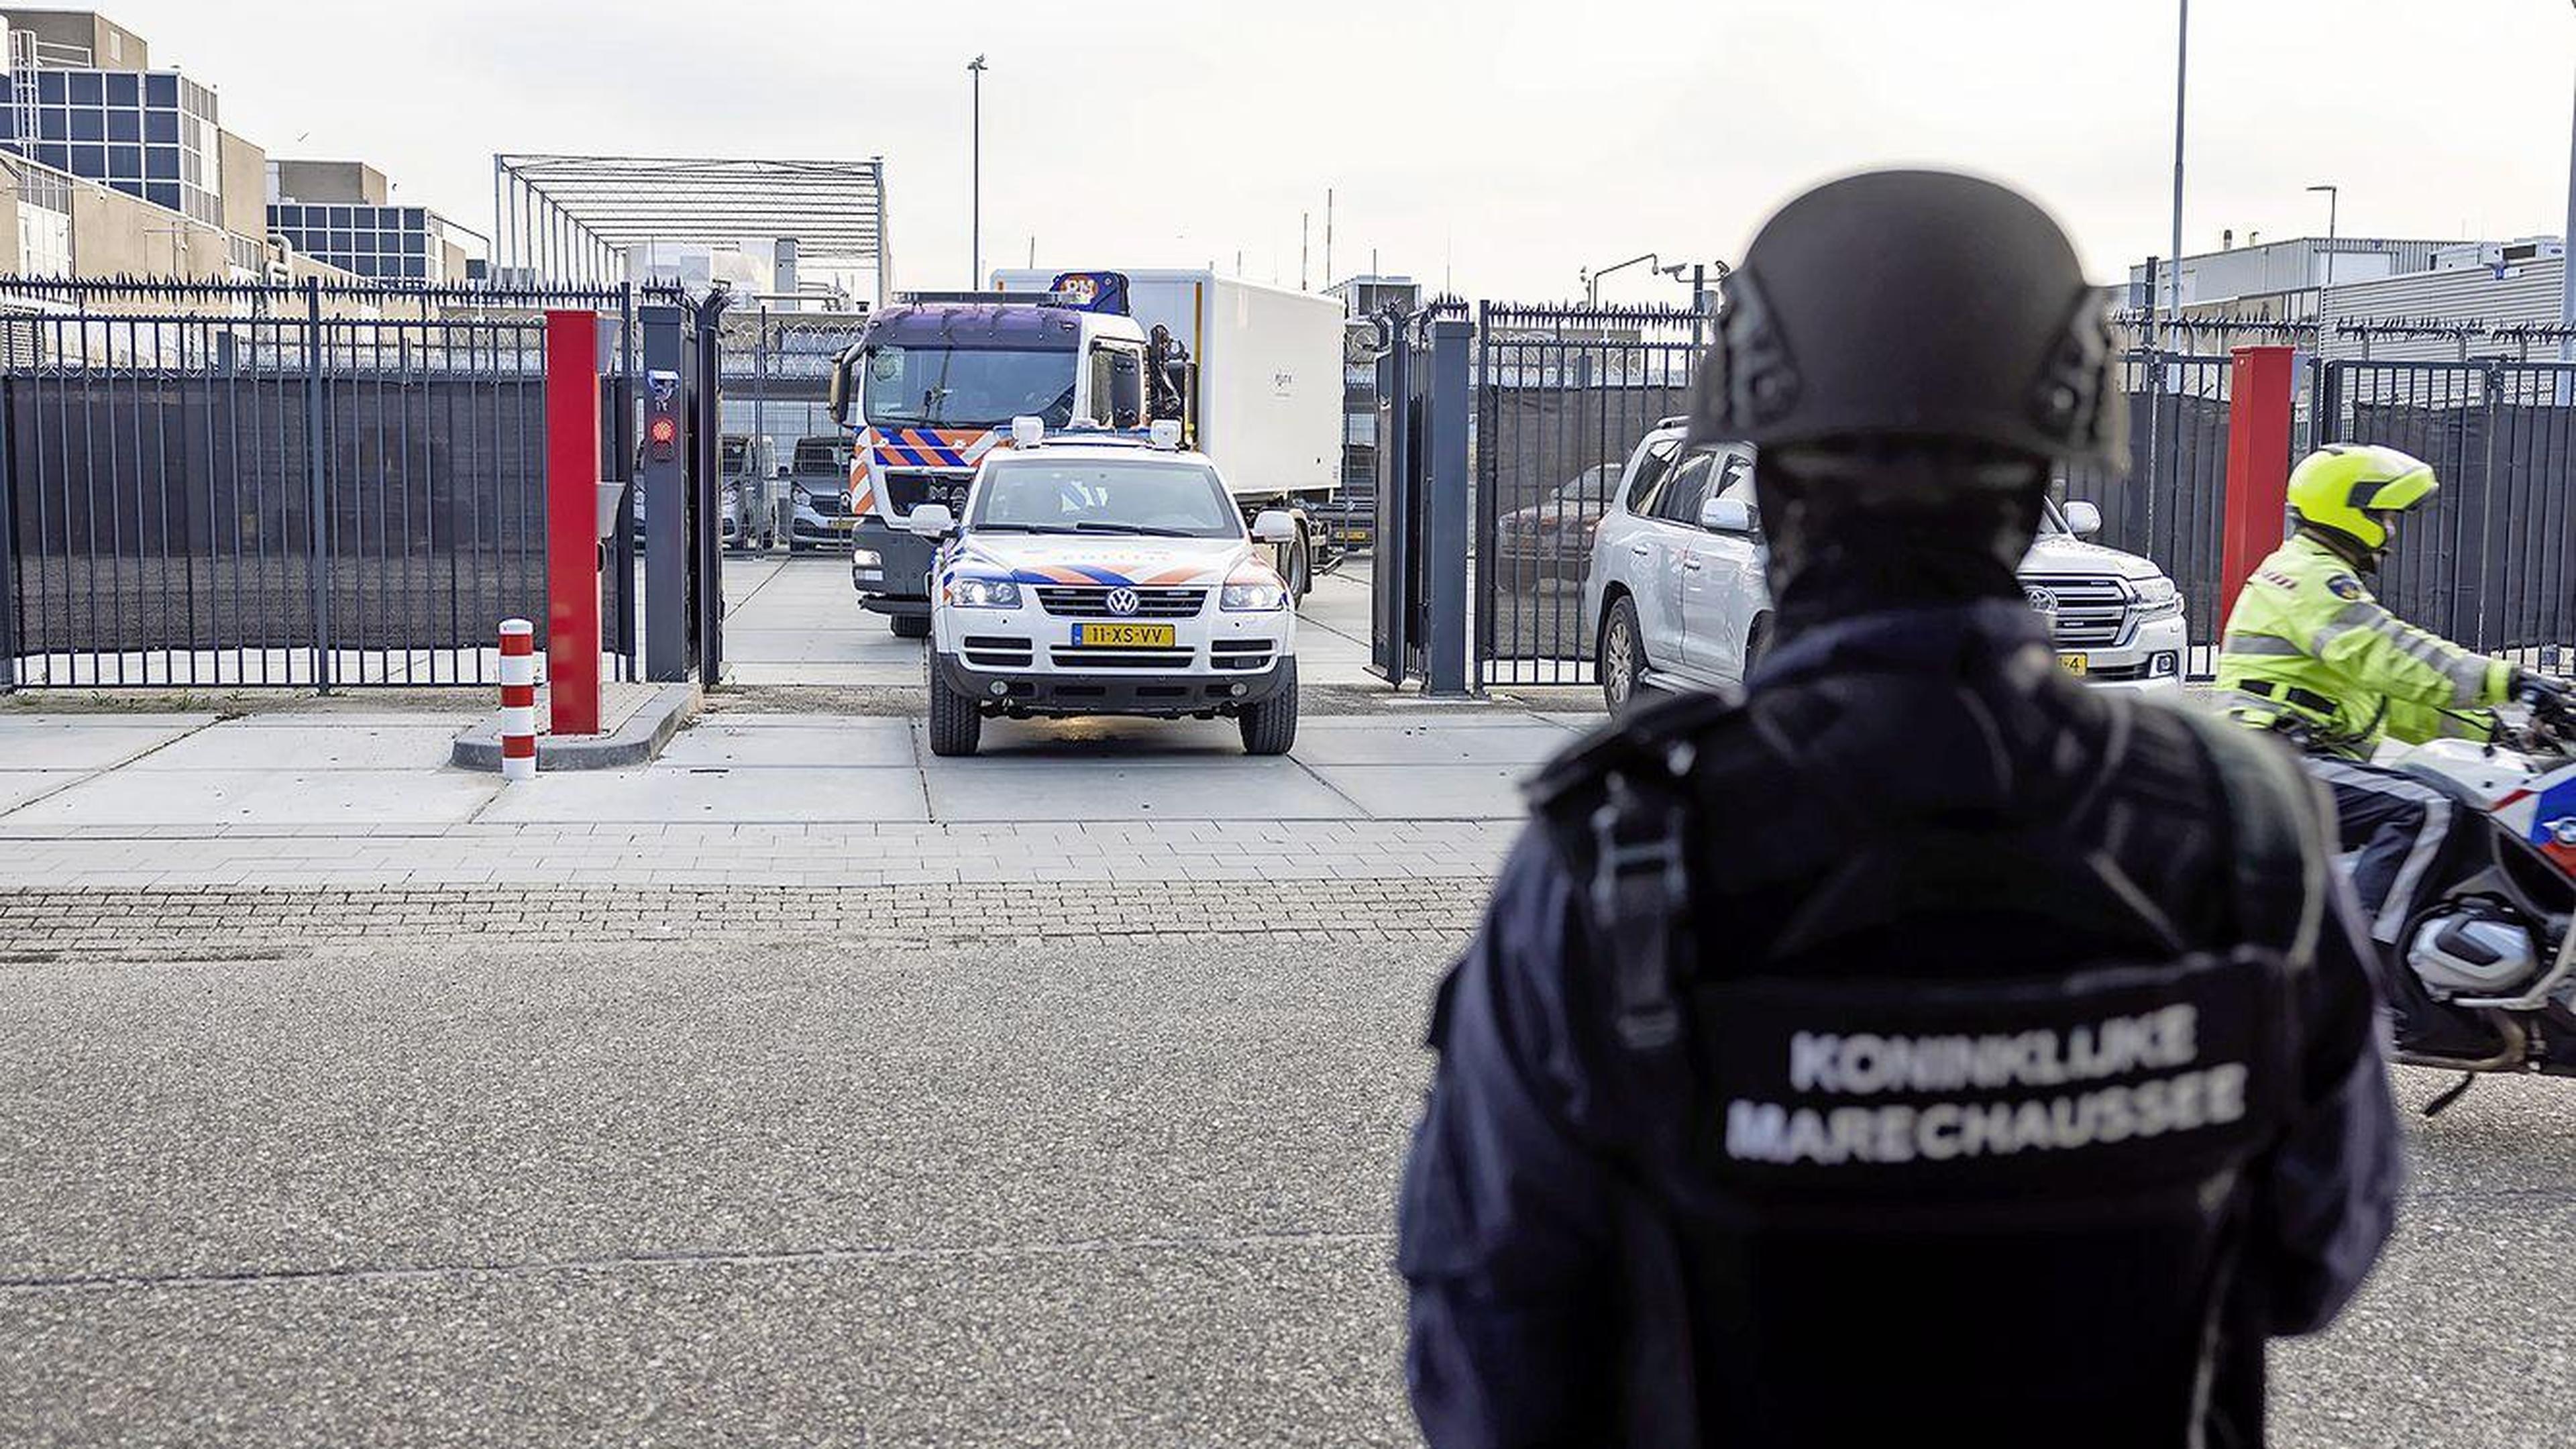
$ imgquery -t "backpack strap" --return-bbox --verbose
[2165,706,2328,972]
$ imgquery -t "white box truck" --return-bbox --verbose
[993,268,1345,506]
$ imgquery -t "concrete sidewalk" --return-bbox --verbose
[0,708,1568,891]
[1,555,1580,894]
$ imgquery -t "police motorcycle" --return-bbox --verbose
[2372,680,2576,1110]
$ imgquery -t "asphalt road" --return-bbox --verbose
[1,934,2568,1447]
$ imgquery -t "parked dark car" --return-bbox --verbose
[786,433,858,551]
[1490,463,1617,583]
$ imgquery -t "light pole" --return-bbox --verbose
[1580,251,1658,306]
[2307,184,2339,294]
[1658,259,1731,345]
[967,54,987,288]
[2167,0,2188,331]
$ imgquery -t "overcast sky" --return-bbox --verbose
[99,0,2576,302]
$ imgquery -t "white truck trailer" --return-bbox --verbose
[991,268,1345,508]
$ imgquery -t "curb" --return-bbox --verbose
[450,683,698,772]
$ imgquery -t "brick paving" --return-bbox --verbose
[0,874,1498,954]
[0,818,1521,891]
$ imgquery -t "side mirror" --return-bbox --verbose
[826,344,858,425]
[903,503,956,538]
[2065,500,2103,538]
[1250,508,1297,543]
[1110,352,1145,428]
[1699,496,1756,535]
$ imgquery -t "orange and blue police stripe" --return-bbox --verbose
[941,559,1222,590]
[851,425,1007,515]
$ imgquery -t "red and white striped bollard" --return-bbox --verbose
[498,618,538,781]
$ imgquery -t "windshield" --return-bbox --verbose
[863,345,1078,430]
[720,437,750,474]
[1557,465,1616,504]
[969,458,1240,539]
[793,436,850,476]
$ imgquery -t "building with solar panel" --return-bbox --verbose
[0,8,482,288]
[264,159,474,285]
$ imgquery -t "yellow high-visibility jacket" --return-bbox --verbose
[2214,533,2510,759]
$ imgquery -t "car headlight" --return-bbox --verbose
[947,576,1021,608]
[851,549,881,567]
[1222,580,1287,611]
[792,484,814,506]
[2131,576,2184,621]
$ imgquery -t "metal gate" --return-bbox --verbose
[1472,302,1703,686]
[714,305,868,555]
[1368,303,1470,693]
[0,277,737,690]
[2318,358,2576,659]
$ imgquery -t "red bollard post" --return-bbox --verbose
[498,618,538,781]
[2219,345,2300,626]
[545,309,602,736]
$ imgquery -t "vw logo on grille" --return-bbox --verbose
[1105,587,1141,616]
[2023,585,2059,615]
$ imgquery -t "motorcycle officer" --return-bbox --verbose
[1396,170,2402,1448]
[2216,445,2573,980]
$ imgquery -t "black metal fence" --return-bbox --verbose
[2318,359,2576,659]
[1473,301,1703,686]
[0,278,655,688]
[2057,350,2235,676]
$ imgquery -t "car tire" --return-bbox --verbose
[1600,594,1646,714]
[926,653,982,757]
[1285,525,1312,602]
[1238,657,1299,756]
[890,613,932,640]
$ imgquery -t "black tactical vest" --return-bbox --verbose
[1529,661,2328,1449]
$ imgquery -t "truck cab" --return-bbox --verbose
[830,274,1162,638]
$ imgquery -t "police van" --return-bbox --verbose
[900,418,1301,757]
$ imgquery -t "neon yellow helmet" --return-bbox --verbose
[2286,443,2439,555]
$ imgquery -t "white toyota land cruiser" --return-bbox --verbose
[1583,419,2190,710]
[902,419,1300,757]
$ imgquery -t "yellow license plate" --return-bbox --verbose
[2059,653,2089,676]
[829,516,859,529]
[1073,623,1177,648]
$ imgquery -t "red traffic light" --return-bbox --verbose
[649,417,677,444]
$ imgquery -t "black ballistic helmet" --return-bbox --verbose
[1687,170,2124,474]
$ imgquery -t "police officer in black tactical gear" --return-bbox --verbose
[1395,170,2402,1449]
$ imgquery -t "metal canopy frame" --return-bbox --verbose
[493,154,890,303]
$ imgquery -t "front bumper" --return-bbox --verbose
[791,498,861,547]
[2058,613,2190,693]
[936,650,1291,716]
[850,516,937,611]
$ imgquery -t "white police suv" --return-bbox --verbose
[902,419,1300,757]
